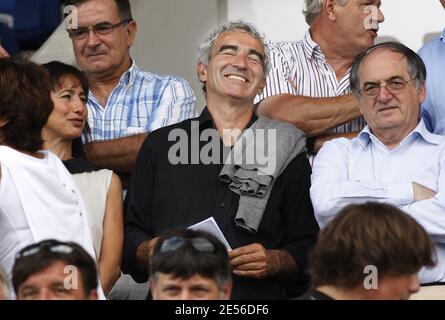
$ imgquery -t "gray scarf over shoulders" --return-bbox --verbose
[219,115,307,233]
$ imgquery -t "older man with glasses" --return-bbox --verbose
[310,42,445,294]
[64,0,196,180]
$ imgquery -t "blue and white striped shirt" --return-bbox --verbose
[87,62,197,142]
[257,31,364,135]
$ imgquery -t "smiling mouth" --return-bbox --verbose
[69,119,85,126]
[225,74,248,82]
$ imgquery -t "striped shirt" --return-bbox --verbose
[87,62,197,142]
[257,30,364,135]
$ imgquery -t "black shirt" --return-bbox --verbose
[297,288,335,300]
[122,108,319,299]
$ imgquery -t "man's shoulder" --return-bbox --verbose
[268,38,304,52]
[134,68,190,86]
[144,115,200,142]
[322,136,356,150]
[418,34,445,59]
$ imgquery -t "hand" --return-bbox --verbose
[136,237,159,269]
[0,45,10,58]
[147,237,159,257]
[229,243,280,279]
[412,182,436,202]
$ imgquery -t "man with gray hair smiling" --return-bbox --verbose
[256,0,384,155]
[311,41,445,293]
[123,21,319,299]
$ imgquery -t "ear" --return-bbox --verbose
[126,20,138,48]
[221,281,233,300]
[357,95,366,116]
[324,0,338,21]
[148,280,158,300]
[197,62,208,83]
[419,82,426,104]
[257,78,267,96]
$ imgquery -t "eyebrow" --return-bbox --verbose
[218,45,238,53]
[75,21,111,28]
[363,75,405,85]
[218,45,264,62]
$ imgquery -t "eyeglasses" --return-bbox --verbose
[15,241,75,260]
[361,78,417,98]
[67,19,132,40]
[159,236,216,254]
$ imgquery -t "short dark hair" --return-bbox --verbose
[350,41,427,98]
[42,61,91,157]
[149,229,231,289]
[309,202,436,289]
[65,0,133,21]
[12,240,98,296]
[0,59,53,152]
[43,61,88,98]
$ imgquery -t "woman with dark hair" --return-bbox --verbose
[0,59,97,284]
[41,61,123,295]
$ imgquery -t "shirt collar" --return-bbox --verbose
[358,119,441,150]
[441,28,445,43]
[118,60,139,87]
[303,30,326,62]
[198,107,258,130]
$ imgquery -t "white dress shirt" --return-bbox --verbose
[311,120,445,283]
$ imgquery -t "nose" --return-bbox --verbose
[377,85,393,103]
[85,30,101,47]
[37,289,53,300]
[179,290,192,300]
[73,98,87,116]
[377,7,385,23]
[232,53,248,69]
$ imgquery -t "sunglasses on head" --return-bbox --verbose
[15,241,76,261]
[159,236,216,254]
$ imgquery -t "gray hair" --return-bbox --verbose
[198,20,271,77]
[0,266,11,300]
[350,41,426,99]
[303,0,349,25]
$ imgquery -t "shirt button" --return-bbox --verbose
[220,202,226,208]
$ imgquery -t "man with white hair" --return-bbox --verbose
[257,0,384,154]
[311,41,445,287]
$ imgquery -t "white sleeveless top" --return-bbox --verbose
[0,146,97,275]
[71,169,112,256]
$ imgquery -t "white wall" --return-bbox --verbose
[130,0,224,110]
[227,0,445,50]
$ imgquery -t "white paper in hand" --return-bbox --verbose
[188,217,232,251]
